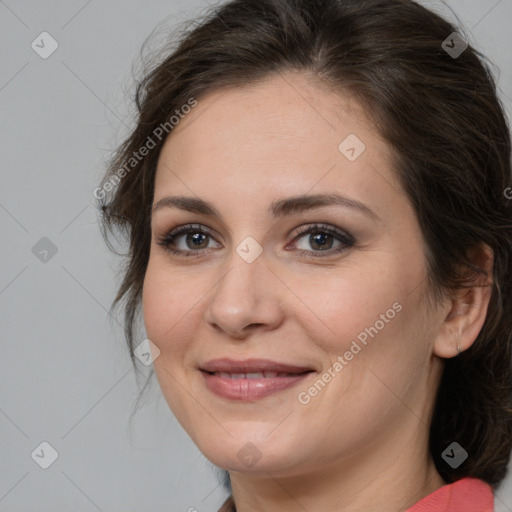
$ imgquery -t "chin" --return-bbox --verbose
[193,431,308,475]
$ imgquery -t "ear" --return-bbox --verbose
[433,243,494,359]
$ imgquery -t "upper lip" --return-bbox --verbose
[200,358,315,374]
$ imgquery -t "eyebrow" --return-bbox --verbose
[152,193,380,221]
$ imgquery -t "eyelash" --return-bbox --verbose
[155,223,355,258]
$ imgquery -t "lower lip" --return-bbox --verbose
[201,371,313,400]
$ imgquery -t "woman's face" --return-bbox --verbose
[142,72,447,477]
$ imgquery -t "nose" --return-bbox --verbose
[203,247,285,339]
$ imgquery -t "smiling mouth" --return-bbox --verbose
[200,368,315,400]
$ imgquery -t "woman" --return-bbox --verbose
[96,0,512,510]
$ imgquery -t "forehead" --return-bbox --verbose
[154,72,401,213]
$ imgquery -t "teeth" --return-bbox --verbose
[246,372,264,379]
[213,371,301,379]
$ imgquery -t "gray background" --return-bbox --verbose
[1,0,511,511]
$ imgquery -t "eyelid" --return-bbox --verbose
[155,223,219,252]
[156,222,355,257]
[290,223,355,244]
[285,223,355,257]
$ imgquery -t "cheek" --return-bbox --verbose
[141,262,201,421]
[294,259,430,408]
[293,261,407,356]
[142,266,168,343]
[141,261,195,359]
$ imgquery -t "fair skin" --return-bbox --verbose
[142,71,492,512]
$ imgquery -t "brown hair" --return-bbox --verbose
[97,0,512,493]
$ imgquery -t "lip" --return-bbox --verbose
[199,358,315,401]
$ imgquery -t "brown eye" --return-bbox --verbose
[156,224,221,257]
[156,222,355,258]
[291,224,355,257]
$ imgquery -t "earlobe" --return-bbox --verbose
[433,244,494,359]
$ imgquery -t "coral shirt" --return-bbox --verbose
[406,477,494,511]
[219,477,494,511]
